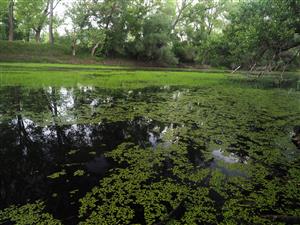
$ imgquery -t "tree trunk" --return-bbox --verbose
[25,30,30,42]
[33,0,50,43]
[91,42,101,57]
[35,29,41,43]
[72,37,76,56]
[8,0,14,41]
[102,2,117,56]
[49,0,54,45]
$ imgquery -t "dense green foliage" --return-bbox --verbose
[221,0,300,69]
[0,0,299,68]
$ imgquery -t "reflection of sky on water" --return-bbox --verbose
[77,85,94,92]
[212,148,240,164]
[58,87,75,122]
[148,132,157,147]
[148,123,180,148]
[0,85,180,206]
[210,148,249,177]
[1,113,177,211]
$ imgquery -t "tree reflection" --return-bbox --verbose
[0,85,177,220]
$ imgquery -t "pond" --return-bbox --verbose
[0,64,300,224]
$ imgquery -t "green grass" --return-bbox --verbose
[0,41,100,64]
[0,62,229,89]
[0,41,71,55]
[0,62,125,70]
[0,62,299,90]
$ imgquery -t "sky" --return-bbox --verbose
[56,0,74,34]
[57,0,74,16]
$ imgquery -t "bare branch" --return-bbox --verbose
[53,0,62,11]
[171,0,193,30]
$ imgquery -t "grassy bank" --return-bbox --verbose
[0,41,197,68]
[0,41,101,64]
[0,62,228,89]
[0,41,175,67]
[0,41,187,67]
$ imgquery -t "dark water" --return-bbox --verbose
[0,86,180,222]
[0,81,299,224]
[0,119,157,217]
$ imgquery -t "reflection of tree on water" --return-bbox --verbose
[0,87,72,208]
[45,87,65,159]
[0,87,49,208]
[1,86,177,214]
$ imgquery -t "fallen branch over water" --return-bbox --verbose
[231,65,241,74]
[262,215,300,224]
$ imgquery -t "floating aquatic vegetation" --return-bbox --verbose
[47,170,67,179]
[68,150,80,155]
[0,65,299,224]
[0,201,61,225]
[73,170,85,177]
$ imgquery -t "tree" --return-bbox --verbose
[124,0,156,59]
[0,0,25,41]
[88,29,106,56]
[141,11,178,64]
[65,0,91,56]
[16,0,61,43]
[49,0,54,45]
[49,0,62,45]
[223,0,300,71]
[1,0,297,69]
[0,0,8,39]
[172,0,228,64]
[16,0,49,42]
[8,0,13,41]
[125,0,179,64]
[171,0,193,32]
[88,0,131,56]
[0,0,16,41]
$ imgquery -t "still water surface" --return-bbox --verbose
[0,74,300,224]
